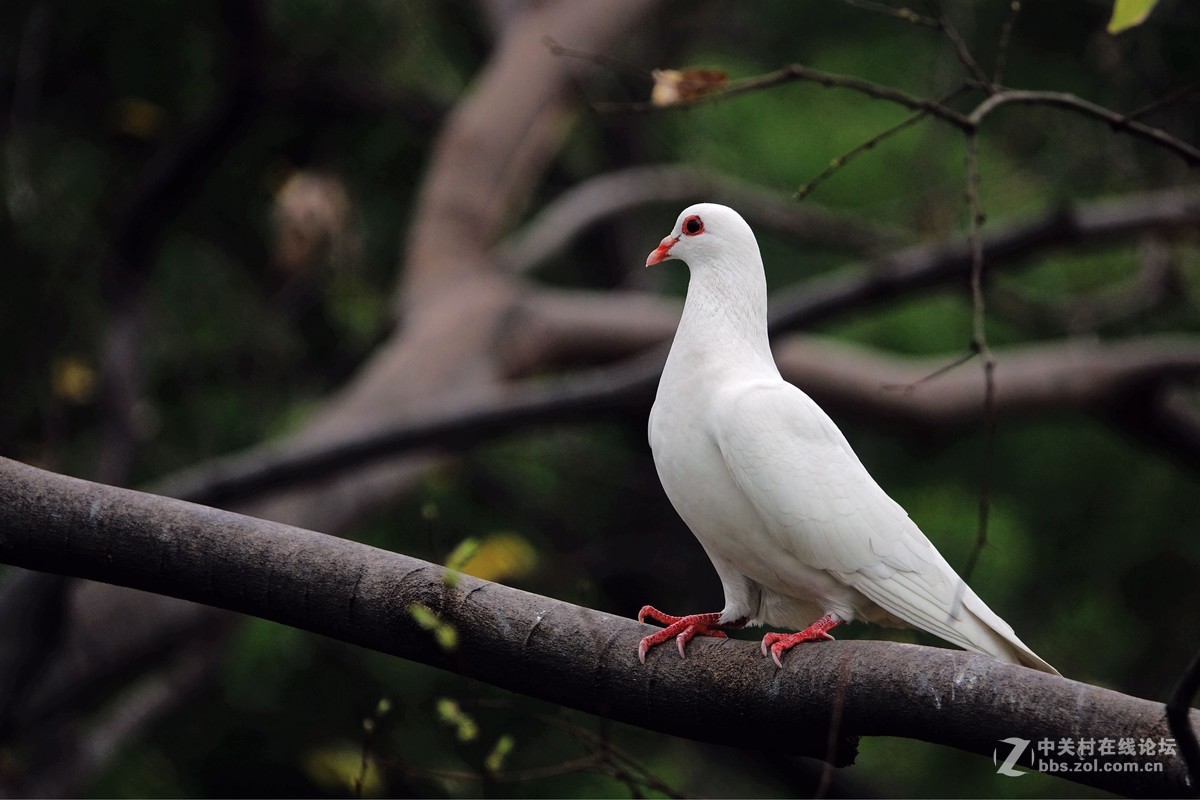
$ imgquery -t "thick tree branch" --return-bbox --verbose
[497,164,905,273]
[401,0,659,305]
[96,0,265,486]
[766,185,1200,333]
[144,334,1200,508]
[1,458,1196,797]
[141,186,1200,508]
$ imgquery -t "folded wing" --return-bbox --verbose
[713,379,1058,674]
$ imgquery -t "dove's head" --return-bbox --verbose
[645,203,758,269]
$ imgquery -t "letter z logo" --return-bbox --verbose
[994,737,1031,777]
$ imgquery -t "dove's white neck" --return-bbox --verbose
[666,249,777,380]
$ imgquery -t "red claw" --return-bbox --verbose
[760,615,841,668]
[636,606,728,663]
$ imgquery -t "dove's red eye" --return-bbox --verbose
[682,215,704,236]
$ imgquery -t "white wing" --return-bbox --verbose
[713,378,1057,674]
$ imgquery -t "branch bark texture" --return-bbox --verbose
[2,458,1196,797]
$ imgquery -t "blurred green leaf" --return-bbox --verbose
[434,698,479,743]
[484,733,516,774]
[408,602,458,652]
[1107,0,1160,33]
[302,744,384,797]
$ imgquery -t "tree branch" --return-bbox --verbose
[143,186,1200,509]
[602,62,976,131]
[1,457,1196,797]
[766,185,1200,333]
[497,164,904,273]
[609,64,1200,165]
[144,332,1200,528]
[966,89,1200,166]
[1170,643,1200,791]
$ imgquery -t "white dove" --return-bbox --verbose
[638,202,1058,675]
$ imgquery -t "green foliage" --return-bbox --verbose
[1108,0,1162,33]
[409,602,459,651]
[5,0,1199,797]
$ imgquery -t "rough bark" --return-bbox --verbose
[2,457,1196,797]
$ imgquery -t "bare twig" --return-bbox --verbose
[839,0,939,27]
[608,65,1200,167]
[961,133,995,584]
[1126,78,1200,122]
[926,2,993,88]
[598,63,976,132]
[968,89,1200,166]
[542,35,651,80]
[881,347,977,394]
[795,86,970,201]
[378,752,605,787]
[992,0,1022,86]
[533,713,687,798]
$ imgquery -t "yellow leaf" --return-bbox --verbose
[302,744,384,797]
[51,357,96,405]
[458,532,539,583]
[1107,0,1160,33]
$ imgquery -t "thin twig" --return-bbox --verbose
[467,700,689,798]
[881,347,978,394]
[1167,643,1200,791]
[962,133,996,584]
[968,89,1200,166]
[542,36,651,79]
[1126,78,1200,122]
[795,85,970,201]
[378,753,606,785]
[992,1,1022,86]
[602,60,1199,169]
[597,63,976,132]
[926,2,993,89]
[534,713,688,799]
[839,0,939,27]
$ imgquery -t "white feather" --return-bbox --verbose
[647,202,1058,675]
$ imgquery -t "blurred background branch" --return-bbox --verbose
[2,0,1198,796]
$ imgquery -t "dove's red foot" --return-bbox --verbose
[636,606,733,663]
[761,615,841,668]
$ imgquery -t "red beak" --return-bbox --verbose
[646,235,677,267]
